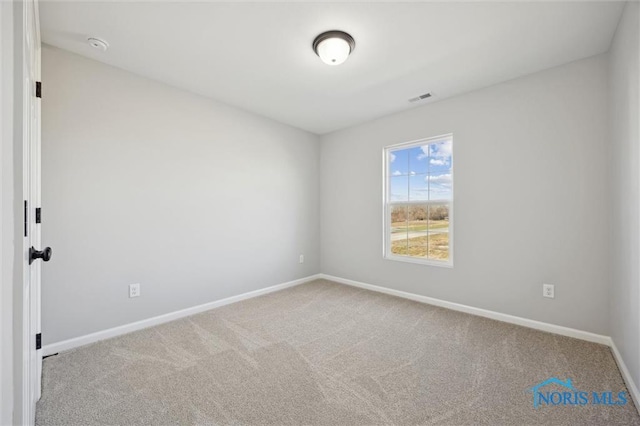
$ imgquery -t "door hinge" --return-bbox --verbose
[36,333,41,350]
[24,201,28,237]
[35,207,41,224]
[35,81,42,98]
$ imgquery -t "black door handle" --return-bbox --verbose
[29,246,52,264]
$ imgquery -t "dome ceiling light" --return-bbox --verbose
[312,30,355,66]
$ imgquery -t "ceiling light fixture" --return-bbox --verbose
[312,30,355,66]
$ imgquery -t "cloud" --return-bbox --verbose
[417,139,452,165]
[431,140,452,159]
[429,187,451,195]
[390,152,396,163]
[392,170,402,176]
[426,173,452,184]
[410,171,416,176]
[417,148,429,161]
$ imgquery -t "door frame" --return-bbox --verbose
[0,1,15,424]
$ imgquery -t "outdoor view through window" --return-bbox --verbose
[385,135,453,265]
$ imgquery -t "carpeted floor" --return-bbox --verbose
[36,279,639,425]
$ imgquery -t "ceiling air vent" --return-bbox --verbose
[409,92,432,103]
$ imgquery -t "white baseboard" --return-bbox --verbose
[609,338,640,413]
[319,274,610,345]
[43,271,639,416]
[320,273,640,415]
[43,274,322,356]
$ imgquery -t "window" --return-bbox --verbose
[384,134,453,266]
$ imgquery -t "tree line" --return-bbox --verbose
[391,205,449,223]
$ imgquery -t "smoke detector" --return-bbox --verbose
[87,37,109,52]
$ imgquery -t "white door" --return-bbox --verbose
[22,0,45,423]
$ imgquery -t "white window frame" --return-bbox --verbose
[383,134,454,268]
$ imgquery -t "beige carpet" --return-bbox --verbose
[36,279,639,425]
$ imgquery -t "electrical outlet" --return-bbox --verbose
[299,254,304,264]
[543,283,554,299]
[129,283,140,298]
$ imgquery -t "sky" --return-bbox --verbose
[389,138,452,202]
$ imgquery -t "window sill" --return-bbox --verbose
[384,253,453,268]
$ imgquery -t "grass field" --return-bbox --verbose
[391,219,449,233]
[391,232,449,260]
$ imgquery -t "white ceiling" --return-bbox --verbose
[40,1,624,134]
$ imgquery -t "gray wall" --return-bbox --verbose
[609,2,640,395]
[320,55,610,335]
[41,46,320,345]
